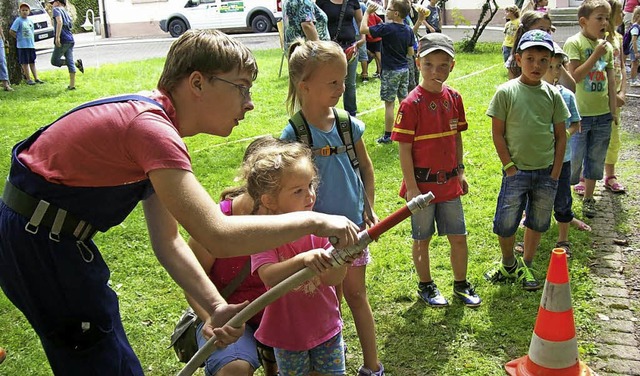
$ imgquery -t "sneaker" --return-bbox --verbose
[66,86,76,91]
[483,262,517,284]
[631,78,640,87]
[372,72,380,79]
[75,59,84,74]
[358,362,385,376]
[376,135,392,144]
[583,197,597,218]
[361,74,369,82]
[417,282,449,307]
[453,281,482,307]
[516,257,542,291]
[35,79,44,84]
[26,79,35,85]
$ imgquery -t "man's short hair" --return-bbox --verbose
[157,29,258,93]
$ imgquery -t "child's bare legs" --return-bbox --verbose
[21,64,31,81]
[216,359,254,376]
[497,235,517,266]
[384,100,394,134]
[28,63,39,81]
[583,178,597,200]
[360,60,369,79]
[69,72,76,89]
[413,238,433,283]
[631,59,638,81]
[522,227,541,266]
[448,234,468,281]
[374,52,381,75]
[342,265,381,373]
[557,221,570,244]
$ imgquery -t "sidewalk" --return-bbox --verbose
[588,84,640,376]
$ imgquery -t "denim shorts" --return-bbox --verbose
[493,167,558,237]
[196,322,261,376]
[411,197,467,240]
[501,46,512,63]
[274,332,345,375]
[630,48,637,62]
[570,113,613,184]
[380,68,409,102]
[553,161,574,223]
[358,42,368,62]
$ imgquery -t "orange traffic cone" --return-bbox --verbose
[505,248,594,376]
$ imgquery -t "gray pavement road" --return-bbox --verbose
[36,24,582,72]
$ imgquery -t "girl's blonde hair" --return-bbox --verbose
[242,141,317,214]
[509,10,554,77]
[606,0,622,43]
[157,29,258,93]
[286,39,345,115]
[219,136,283,201]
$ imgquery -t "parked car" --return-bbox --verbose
[17,0,55,41]
[159,0,281,37]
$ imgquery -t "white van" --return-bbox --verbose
[23,0,55,41]
[159,0,281,37]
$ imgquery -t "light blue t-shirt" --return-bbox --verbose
[281,114,365,224]
[10,17,35,49]
[556,85,581,162]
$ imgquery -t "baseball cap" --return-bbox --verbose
[552,42,568,61]
[18,2,30,10]
[517,30,554,52]
[418,33,455,58]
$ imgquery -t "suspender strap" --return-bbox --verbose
[219,261,252,299]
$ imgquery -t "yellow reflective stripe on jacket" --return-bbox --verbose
[414,130,458,141]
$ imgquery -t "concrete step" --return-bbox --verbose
[550,7,579,26]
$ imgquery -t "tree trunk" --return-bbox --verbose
[461,0,499,53]
[2,0,24,85]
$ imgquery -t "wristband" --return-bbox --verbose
[502,161,515,171]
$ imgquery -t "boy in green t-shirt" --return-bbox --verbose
[485,30,569,291]
[563,0,616,218]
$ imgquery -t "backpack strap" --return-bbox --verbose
[333,108,360,171]
[289,110,313,147]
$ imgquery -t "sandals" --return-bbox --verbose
[573,177,585,196]
[555,241,572,258]
[604,176,626,193]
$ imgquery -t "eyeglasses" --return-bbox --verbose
[209,75,252,101]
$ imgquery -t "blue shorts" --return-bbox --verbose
[17,48,36,64]
[380,68,408,102]
[493,167,558,237]
[553,161,574,223]
[629,48,637,62]
[274,332,345,375]
[196,322,261,376]
[569,113,613,183]
[357,41,368,62]
[411,196,467,240]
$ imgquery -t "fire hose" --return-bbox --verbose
[177,191,435,376]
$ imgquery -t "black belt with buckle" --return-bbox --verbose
[1,180,97,242]
[414,167,459,184]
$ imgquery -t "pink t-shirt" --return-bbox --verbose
[19,91,191,187]
[624,0,639,13]
[212,199,267,328]
[251,235,342,351]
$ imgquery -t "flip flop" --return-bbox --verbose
[570,218,592,232]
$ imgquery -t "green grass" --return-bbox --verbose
[0,42,606,375]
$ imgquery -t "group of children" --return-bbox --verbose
[215,1,635,374]
[1,1,83,91]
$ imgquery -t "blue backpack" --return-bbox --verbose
[622,24,640,56]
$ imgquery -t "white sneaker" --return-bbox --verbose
[631,79,640,87]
